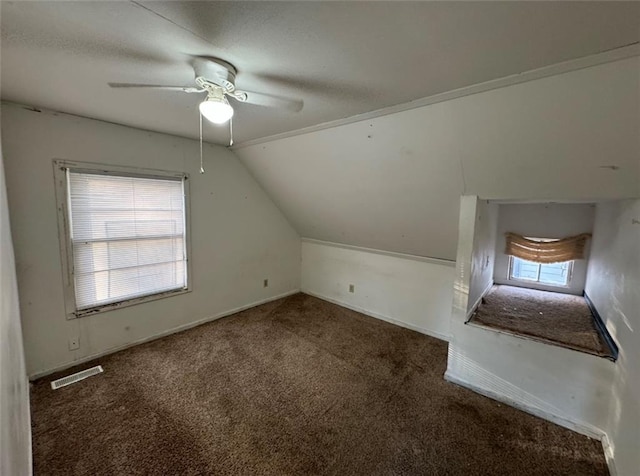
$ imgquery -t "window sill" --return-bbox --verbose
[68,287,191,319]
[466,319,617,362]
[507,278,570,289]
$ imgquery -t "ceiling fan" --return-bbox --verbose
[109,57,303,122]
[108,57,303,171]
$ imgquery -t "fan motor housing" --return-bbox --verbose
[193,57,237,90]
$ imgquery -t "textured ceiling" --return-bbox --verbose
[236,58,639,259]
[1,1,639,145]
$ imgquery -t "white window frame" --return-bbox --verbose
[53,159,192,319]
[507,255,573,288]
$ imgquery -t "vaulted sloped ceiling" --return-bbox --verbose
[236,58,640,260]
[2,2,639,260]
[1,1,639,145]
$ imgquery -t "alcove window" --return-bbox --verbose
[509,256,572,286]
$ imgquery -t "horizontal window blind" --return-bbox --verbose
[68,171,187,310]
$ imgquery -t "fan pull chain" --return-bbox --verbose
[228,116,234,147]
[199,111,205,174]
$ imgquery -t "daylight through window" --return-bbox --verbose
[509,256,572,287]
[64,168,188,314]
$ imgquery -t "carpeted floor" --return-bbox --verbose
[469,285,613,358]
[31,293,608,475]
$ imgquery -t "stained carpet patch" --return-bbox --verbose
[31,293,608,475]
[469,285,613,358]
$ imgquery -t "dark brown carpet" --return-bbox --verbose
[469,285,613,358]
[31,293,608,475]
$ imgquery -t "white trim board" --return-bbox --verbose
[445,371,616,475]
[465,319,617,362]
[303,290,451,343]
[602,434,617,476]
[5,45,637,152]
[234,44,639,149]
[29,289,300,380]
[444,371,606,440]
[301,238,455,267]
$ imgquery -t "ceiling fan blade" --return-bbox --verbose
[108,83,204,93]
[234,90,303,112]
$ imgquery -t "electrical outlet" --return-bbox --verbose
[349,284,355,293]
[263,278,268,288]
[68,338,79,351]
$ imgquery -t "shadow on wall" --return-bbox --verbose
[445,346,567,417]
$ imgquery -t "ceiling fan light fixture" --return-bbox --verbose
[199,96,234,124]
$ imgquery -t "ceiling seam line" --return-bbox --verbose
[231,42,640,150]
[129,1,216,47]
[0,101,222,148]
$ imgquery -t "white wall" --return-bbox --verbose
[236,56,640,260]
[585,200,640,476]
[447,196,615,439]
[494,203,595,295]
[301,239,455,341]
[467,200,498,315]
[1,103,301,378]
[0,120,32,475]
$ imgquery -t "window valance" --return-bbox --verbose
[505,233,591,264]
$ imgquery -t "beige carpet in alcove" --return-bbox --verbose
[31,293,607,475]
[469,285,613,358]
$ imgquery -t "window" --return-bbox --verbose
[509,256,572,287]
[54,161,190,318]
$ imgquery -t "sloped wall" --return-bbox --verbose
[1,103,301,378]
[236,57,639,260]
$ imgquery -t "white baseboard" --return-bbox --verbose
[444,370,606,440]
[303,290,450,342]
[601,434,617,476]
[445,371,617,474]
[29,289,300,380]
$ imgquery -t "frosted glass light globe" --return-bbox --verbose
[199,98,234,124]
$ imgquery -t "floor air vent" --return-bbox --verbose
[51,365,103,389]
